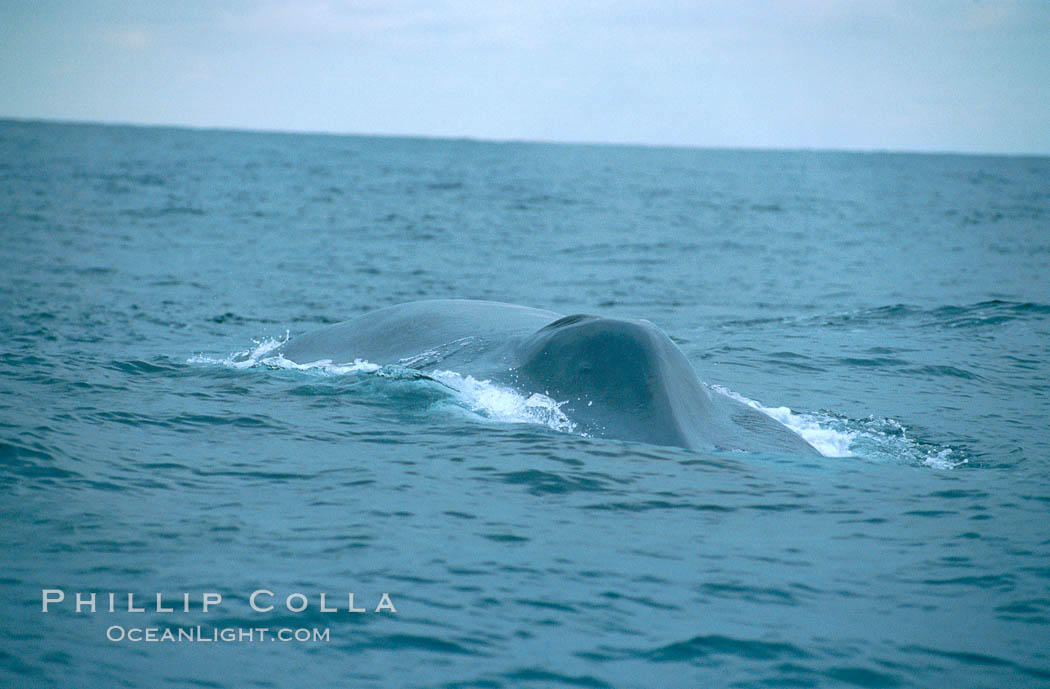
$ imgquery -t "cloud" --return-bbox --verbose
[0,0,1046,152]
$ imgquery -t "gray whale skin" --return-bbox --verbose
[277,300,820,455]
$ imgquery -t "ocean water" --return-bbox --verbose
[2,119,1049,688]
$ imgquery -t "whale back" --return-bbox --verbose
[275,300,820,455]
[276,299,559,366]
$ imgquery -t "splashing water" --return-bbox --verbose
[709,384,963,468]
[428,370,577,434]
[190,339,576,434]
[189,336,380,375]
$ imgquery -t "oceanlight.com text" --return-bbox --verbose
[106,626,330,643]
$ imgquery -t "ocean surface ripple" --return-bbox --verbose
[2,120,1049,688]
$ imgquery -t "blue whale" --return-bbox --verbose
[276,300,820,455]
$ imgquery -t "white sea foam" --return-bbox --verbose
[709,384,964,468]
[428,370,577,433]
[188,335,380,375]
[709,384,855,457]
[189,341,574,433]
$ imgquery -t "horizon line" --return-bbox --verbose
[4,115,1047,159]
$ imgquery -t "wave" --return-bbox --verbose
[720,300,1050,331]
[817,300,1050,330]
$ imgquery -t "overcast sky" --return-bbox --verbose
[2,0,1048,154]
